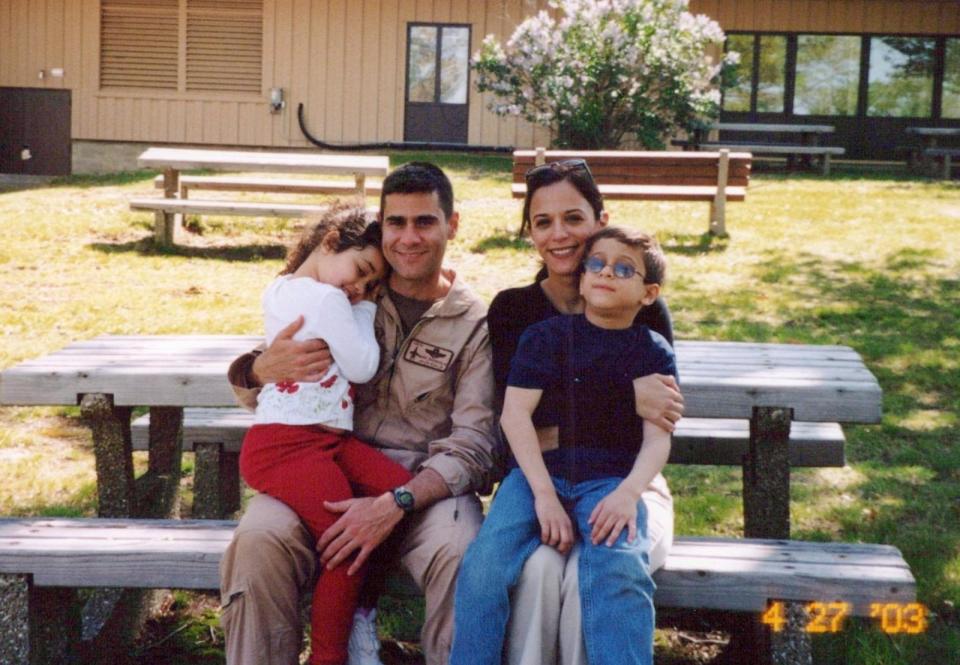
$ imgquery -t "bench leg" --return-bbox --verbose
[769,601,813,665]
[822,153,831,176]
[943,154,952,180]
[138,406,184,519]
[80,394,135,518]
[194,442,241,518]
[743,406,791,539]
[0,575,81,665]
[154,167,180,247]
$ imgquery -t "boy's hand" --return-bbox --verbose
[534,493,574,554]
[588,486,639,546]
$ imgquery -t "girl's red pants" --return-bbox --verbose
[240,423,413,665]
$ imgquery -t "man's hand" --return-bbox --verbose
[316,493,404,576]
[534,492,574,554]
[250,316,333,385]
[633,374,684,432]
[588,485,640,546]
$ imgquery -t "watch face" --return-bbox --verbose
[394,487,415,512]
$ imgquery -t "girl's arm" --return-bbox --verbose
[501,386,574,554]
[588,420,671,546]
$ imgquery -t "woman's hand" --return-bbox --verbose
[534,492,574,554]
[250,316,333,385]
[633,374,684,432]
[588,486,640,546]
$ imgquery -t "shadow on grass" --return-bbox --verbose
[470,232,529,253]
[661,231,730,256]
[89,237,288,262]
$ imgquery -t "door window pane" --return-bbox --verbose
[408,26,437,103]
[795,35,861,115]
[723,34,754,112]
[439,27,469,104]
[756,35,786,112]
[868,37,935,117]
[944,39,960,119]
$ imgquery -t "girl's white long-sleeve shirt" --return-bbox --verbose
[254,275,379,429]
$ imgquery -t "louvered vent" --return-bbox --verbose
[186,0,263,93]
[100,0,179,89]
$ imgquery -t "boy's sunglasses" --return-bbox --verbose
[583,255,643,280]
[524,159,596,184]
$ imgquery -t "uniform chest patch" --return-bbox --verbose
[404,339,454,372]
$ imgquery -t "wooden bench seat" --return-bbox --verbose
[129,197,329,219]
[512,148,752,235]
[129,408,845,518]
[0,518,916,664]
[152,174,383,197]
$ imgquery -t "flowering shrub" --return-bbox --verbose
[472,0,737,149]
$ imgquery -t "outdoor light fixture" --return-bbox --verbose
[269,87,285,113]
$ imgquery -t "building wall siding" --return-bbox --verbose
[1,0,957,151]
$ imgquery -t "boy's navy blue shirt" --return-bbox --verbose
[507,313,677,482]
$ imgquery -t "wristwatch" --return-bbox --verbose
[392,486,415,513]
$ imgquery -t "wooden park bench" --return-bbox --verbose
[511,148,752,236]
[130,148,389,247]
[673,123,845,175]
[0,518,917,665]
[129,408,846,520]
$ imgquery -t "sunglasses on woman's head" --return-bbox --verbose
[524,159,596,185]
[583,255,644,280]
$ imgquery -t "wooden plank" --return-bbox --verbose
[715,123,835,133]
[511,183,748,202]
[153,174,383,194]
[137,147,390,175]
[700,143,845,156]
[0,520,914,616]
[128,407,844,467]
[130,197,328,217]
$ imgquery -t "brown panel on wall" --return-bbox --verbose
[271,0,293,145]
[304,0,327,145]
[287,0,311,147]
[342,0,363,142]
[377,0,399,141]
[325,0,346,142]
[359,0,381,143]
[185,0,263,93]
[466,0,486,146]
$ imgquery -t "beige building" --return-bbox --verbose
[1,0,958,174]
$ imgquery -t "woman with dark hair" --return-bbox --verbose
[490,160,684,665]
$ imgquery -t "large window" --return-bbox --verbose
[795,35,861,116]
[100,0,263,94]
[407,24,470,105]
[867,37,935,117]
[723,34,754,112]
[722,34,786,113]
[944,39,960,119]
[756,36,787,113]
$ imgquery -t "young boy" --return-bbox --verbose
[450,226,676,665]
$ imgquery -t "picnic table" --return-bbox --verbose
[675,123,843,174]
[0,335,881,539]
[904,127,960,178]
[134,147,390,246]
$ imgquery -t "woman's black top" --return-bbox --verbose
[487,281,675,422]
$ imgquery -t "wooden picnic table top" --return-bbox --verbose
[137,147,390,176]
[714,123,836,134]
[0,335,882,423]
[905,127,960,137]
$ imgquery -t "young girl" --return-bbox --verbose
[239,202,413,665]
[450,226,676,665]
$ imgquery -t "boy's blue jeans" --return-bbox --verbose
[450,468,655,665]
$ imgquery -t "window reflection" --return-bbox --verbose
[756,35,786,113]
[944,39,960,119]
[795,35,860,115]
[408,26,437,103]
[440,27,469,104]
[723,34,754,112]
[868,37,935,117]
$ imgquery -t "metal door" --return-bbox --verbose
[404,24,470,144]
[0,88,72,175]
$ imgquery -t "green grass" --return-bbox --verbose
[1,155,958,663]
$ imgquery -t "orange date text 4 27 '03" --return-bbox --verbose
[761,602,929,634]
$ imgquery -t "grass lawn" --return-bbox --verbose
[0,154,958,663]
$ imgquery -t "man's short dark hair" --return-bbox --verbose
[379,162,455,219]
